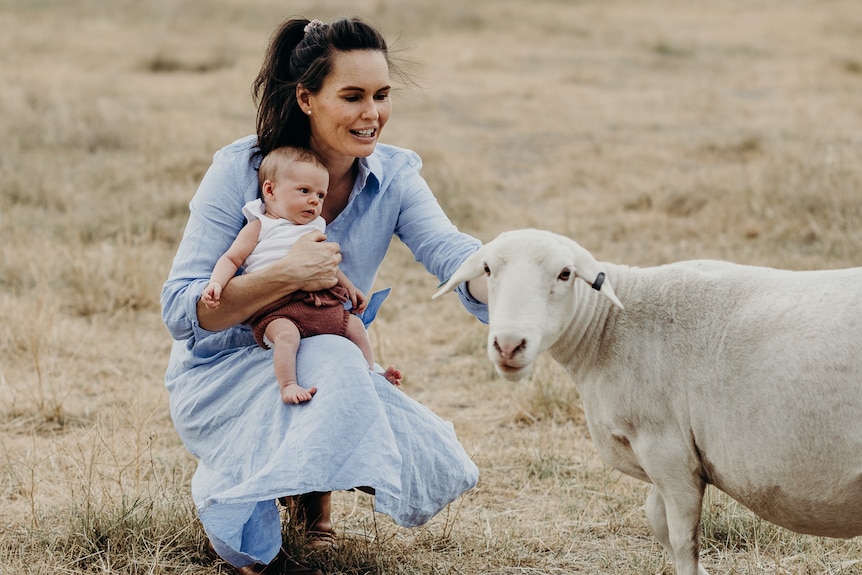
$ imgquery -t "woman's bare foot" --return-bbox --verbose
[380,366,402,386]
[280,381,317,404]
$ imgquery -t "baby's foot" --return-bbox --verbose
[381,365,402,386]
[280,381,317,404]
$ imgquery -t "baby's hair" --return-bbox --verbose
[258,145,326,188]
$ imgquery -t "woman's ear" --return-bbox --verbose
[296,84,312,115]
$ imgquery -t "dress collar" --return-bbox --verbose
[355,152,383,195]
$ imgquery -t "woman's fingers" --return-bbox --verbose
[287,232,342,291]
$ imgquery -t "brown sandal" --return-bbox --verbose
[208,540,322,575]
[304,530,336,551]
[233,551,323,575]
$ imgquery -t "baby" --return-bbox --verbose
[202,146,401,403]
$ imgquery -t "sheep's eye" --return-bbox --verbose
[483,264,491,276]
[558,268,572,281]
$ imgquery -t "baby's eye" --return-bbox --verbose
[299,188,309,194]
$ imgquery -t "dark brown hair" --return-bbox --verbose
[252,17,390,159]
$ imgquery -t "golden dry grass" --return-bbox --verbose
[2,0,862,573]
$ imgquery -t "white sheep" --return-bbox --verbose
[434,228,862,575]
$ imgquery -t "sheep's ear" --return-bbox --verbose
[579,270,624,310]
[566,240,624,310]
[432,246,487,299]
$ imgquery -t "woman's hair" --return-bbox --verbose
[258,146,326,188]
[252,17,390,159]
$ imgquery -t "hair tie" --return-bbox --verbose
[303,19,324,35]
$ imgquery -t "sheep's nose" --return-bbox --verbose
[493,334,526,360]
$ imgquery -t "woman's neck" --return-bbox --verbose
[321,158,357,223]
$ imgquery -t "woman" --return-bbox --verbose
[161,16,488,575]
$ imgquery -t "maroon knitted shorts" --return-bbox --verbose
[248,286,350,349]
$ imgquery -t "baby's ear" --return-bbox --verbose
[261,180,274,197]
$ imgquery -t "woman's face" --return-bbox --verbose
[302,49,392,161]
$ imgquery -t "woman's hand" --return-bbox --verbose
[279,231,342,292]
[467,275,488,304]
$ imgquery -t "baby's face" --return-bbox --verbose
[264,161,329,224]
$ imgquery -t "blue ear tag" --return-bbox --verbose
[358,287,392,328]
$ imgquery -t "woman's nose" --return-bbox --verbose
[361,99,379,120]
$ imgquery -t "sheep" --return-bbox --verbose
[434,228,862,575]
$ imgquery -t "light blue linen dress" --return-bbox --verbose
[160,135,487,568]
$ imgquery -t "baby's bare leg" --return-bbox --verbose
[343,315,401,386]
[343,314,375,369]
[265,318,316,404]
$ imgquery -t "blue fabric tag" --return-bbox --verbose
[358,287,392,328]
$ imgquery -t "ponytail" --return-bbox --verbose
[252,19,310,157]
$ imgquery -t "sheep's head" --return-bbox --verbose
[434,229,623,381]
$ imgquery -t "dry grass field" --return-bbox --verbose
[2,0,862,573]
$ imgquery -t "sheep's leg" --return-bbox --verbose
[635,436,707,575]
[646,485,709,575]
[645,486,672,552]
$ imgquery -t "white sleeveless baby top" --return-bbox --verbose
[241,198,326,274]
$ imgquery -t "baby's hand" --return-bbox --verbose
[202,282,222,309]
[342,283,367,313]
[351,288,368,313]
[337,271,368,313]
